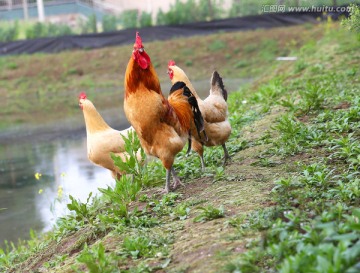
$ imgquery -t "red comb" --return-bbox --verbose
[79,92,87,100]
[168,60,176,67]
[135,32,142,47]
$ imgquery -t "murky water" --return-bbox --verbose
[0,78,250,248]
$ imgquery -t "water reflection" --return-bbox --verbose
[0,136,113,247]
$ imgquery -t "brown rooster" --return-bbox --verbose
[168,61,231,169]
[79,92,139,179]
[124,32,205,193]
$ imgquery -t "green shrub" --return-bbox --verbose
[168,0,198,24]
[0,21,19,42]
[228,0,262,17]
[157,0,223,25]
[88,14,98,33]
[47,23,73,37]
[198,0,224,21]
[78,14,98,34]
[156,9,166,25]
[121,10,138,28]
[25,22,74,39]
[102,15,118,32]
[25,22,47,39]
[139,11,152,27]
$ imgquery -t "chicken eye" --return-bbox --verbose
[139,47,144,53]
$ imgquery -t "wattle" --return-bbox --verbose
[133,51,149,69]
[138,56,149,69]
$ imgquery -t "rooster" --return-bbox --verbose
[124,32,205,193]
[168,61,231,169]
[79,92,139,179]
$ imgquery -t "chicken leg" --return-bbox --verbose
[199,156,206,172]
[164,169,172,193]
[222,143,230,165]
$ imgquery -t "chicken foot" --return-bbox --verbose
[161,167,183,193]
[171,167,184,190]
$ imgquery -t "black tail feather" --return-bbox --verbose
[183,86,208,142]
[212,71,228,101]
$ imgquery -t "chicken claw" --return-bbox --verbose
[171,167,184,190]
[160,168,183,193]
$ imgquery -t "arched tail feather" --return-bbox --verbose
[211,71,228,101]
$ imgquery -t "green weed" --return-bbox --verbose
[243,43,256,53]
[251,157,278,167]
[67,192,99,225]
[0,230,43,271]
[111,131,146,181]
[171,202,191,220]
[194,205,225,223]
[128,214,159,228]
[122,236,152,259]
[7,62,18,70]
[53,217,83,242]
[99,175,141,218]
[208,40,226,51]
[293,60,308,73]
[43,254,68,269]
[181,48,193,56]
[76,243,119,273]
[185,59,193,66]
[234,60,249,68]
[298,83,326,113]
[213,166,226,182]
[329,134,360,170]
[121,234,171,261]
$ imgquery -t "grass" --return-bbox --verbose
[0,20,360,273]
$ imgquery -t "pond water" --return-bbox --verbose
[0,135,115,247]
[0,78,250,248]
